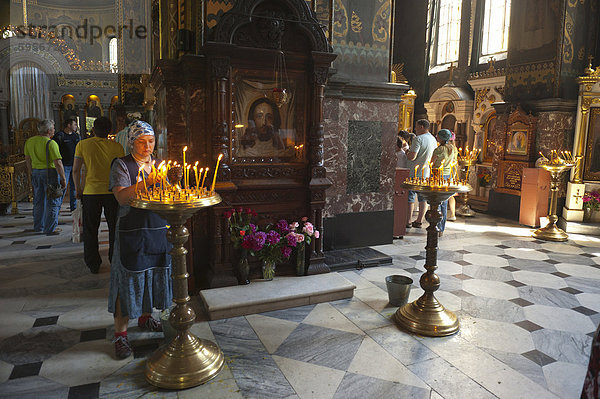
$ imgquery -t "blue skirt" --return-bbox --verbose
[108,217,173,319]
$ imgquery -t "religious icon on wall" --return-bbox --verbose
[60,95,79,128]
[507,130,528,156]
[482,113,496,163]
[232,75,302,162]
[584,108,600,181]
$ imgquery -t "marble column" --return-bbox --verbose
[0,103,9,153]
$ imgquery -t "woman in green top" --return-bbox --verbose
[431,129,457,236]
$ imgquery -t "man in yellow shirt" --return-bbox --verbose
[73,117,124,273]
[24,120,67,235]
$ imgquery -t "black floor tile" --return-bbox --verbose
[560,287,583,295]
[9,361,43,379]
[572,306,598,316]
[502,266,519,272]
[11,240,27,245]
[68,382,100,399]
[80,328,107,343]
[521,349,556,367]
[551,271,570,278]
[33,315,59,327]
[505,280,526,288]
[509,298,534,307]
[514,320,543,332]
[36,245,53,249]
[495,244,509,249]
[132,341,161,359]
[544,259,560,265]
[409,255,425,261]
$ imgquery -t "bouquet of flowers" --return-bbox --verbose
[477,169,491,187]
[583,191,600,211]
[240,219,294,280]
[224,208,257,249]
[287,217,320,276]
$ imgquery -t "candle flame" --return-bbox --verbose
[183,146,188,152]
[218,153,223,160]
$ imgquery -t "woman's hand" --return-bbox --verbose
[146,170,161,187]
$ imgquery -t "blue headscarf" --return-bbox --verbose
[127,120,154,149]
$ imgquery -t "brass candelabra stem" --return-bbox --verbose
[532,163,574,242]
[131,194,224,389]
[456,159,476,217]
[394,183,470,336]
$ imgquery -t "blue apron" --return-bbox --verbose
[117,155,171,272]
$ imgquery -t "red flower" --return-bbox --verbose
[237,207,243,213]
[223,211,232,219]
[239,230,246,237]
[252,210,258,217]
[246,208,252,214]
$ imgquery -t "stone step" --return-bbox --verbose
[199,272,356,320]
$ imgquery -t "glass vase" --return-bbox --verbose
[262,260,276,281]
[295,243,306,276]
[236,250,250,285]
[583,207,592,223]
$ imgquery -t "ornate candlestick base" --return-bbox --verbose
[532,163,573,242]
[394,184,470,337]
[456,191,475,217]
[455,159,476,217]
[131,195,224,389]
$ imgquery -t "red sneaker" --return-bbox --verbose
[113,335,132,359]
[138,316,163,332]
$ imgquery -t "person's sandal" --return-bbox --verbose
[113,335,132,359]
[412,221,423,228]
[138,316,163,332]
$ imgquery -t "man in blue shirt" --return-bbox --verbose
[53,118,81,211]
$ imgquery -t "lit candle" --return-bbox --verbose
[414,165,419,177]
[201,167,209,191]
[211,154,223,193]
[194,165,199,190]
[182,146,187,169]
[139,165,147,192]
[184,164,190,190]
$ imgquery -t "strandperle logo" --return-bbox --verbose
[7,20,148,45]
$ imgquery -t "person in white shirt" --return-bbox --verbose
[406,119,437,228]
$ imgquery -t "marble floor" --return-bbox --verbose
[0,202,599,398]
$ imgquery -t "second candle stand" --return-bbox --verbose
[395,182,470,336]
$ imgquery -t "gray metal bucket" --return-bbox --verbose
[385,275,413,307]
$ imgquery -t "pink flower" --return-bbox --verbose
[290,222,299,230]
[314,230,319,239]
[295,233,304,242]
[301,216,308,222]
[303,222,314,235]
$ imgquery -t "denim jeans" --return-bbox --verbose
[31,168,62,234]
[437,174,451,233]
[62,165,77,211]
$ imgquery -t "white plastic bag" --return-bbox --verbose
[72,200,82,243]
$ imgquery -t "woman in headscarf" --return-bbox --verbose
[431,129,457,237]
[108,120,172,359]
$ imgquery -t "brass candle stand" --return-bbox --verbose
[131,193,224,389]
[532,160,574,242]
[455,159,476,217]
[395,181,471,337]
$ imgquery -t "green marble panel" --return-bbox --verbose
[347,120,381,194]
